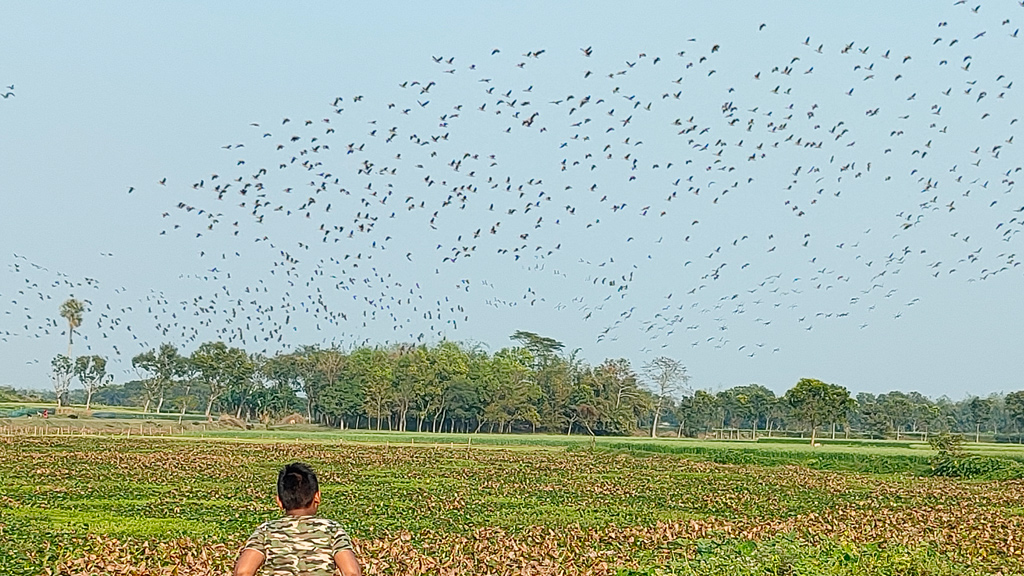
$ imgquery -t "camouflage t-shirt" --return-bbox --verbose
[243,515,354,576]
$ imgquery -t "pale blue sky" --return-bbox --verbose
[2,1,1022,398]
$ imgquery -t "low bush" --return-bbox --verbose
[757,437,917,449]
[929,454,1024,480]
[602,442,931,475]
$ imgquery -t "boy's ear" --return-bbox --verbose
[313,491,321,506]
[275,495,284,509]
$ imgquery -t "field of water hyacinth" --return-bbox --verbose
[3,434,1024,576]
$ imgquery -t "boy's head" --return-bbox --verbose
[276,462,320,512]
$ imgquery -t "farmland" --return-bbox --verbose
[3,431,1024,576]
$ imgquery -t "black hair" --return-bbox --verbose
[277,462,319,511]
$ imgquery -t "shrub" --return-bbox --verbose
[929,454,1024,480]
[927,432,965,456]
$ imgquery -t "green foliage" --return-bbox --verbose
[927,432,965,456]
[58,297,86,356]
[510,330,564,358]
[190,342,254,420]
[626,537,975,576]
[603,442,932,475]
[758,437,916,449]
[50,354,74,408]
[131,344,187,414]
[929,454,1024,479]
[0,386,29,403]
[74,354,109,409]
[1005,391,1024,432]
[784,379,854,443]
[926,432,1024,479]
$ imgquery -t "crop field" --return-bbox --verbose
[3,435,1024,576]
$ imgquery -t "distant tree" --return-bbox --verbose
[855,393,892,438]
[230,353,267,420]
[291,349,318,421]
[575,403,600,436]
[965,396,993,442]
[74,355,108,410]
[784,378,853,445]
[190,341,254,421]
[676,389,721,437]
[482,347,538,433]
[424,341,470,432]
[132,343,184,413]
[175,356,199,424]
[641,357,690,438]
[512,331,576,434]
[51,354,74,409]
[730,384,777,438]
[347,347,393,430]
[877,391,916,440]
[390,345,430,432]
[510,330,564,357]
[445,376,482,433]
[252,356,305,423]
[589,358,643,435]
[0,386,29,403]
[59,298,85,358]
[1005,391,1024,435]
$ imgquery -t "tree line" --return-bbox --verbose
[45,332,1024,441]
[42,297,1024,440]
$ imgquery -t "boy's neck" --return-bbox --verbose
[284,506,318,517]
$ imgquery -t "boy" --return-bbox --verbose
[234,462,362,576]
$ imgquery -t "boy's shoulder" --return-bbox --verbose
[258,515,344,536]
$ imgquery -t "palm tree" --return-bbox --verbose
[59,298,85,358]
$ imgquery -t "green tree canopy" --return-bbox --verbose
[74,354,108,410]
[59,298,85,358]
[784,378,854,445]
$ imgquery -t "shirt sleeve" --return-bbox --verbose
[331,526,354,554]
[242,522,268,554]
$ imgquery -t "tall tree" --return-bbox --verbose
[425,341,470,432]
[131,343,184,413]
[676,389,721,437]
[51,354,74,409]
[295,346,327,421]
[511,331,571,433]
[855,393,892,439]
[1005,391,1024,436]
[259,355,312,420]
[784,378,853,445]
[348,347,394,430]
[59,298,85,358]
[390,345,430,432]
[729,384,777,438]
[190,342,254,421]
[74,355,108,411]
[510,330,564,357]
[641,357,690,438]
[966,396,993,441]
[482,347,537,433]
[581,358,642,435]
[174,356,199,424]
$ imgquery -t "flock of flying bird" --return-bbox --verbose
[3,1,1023,377]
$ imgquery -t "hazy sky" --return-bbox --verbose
[2,2,1022,398]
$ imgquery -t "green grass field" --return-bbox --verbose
[3,423,1024,576]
